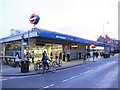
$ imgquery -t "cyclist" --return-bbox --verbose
[42,51,52,71]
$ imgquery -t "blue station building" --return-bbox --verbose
[0,28,110,62]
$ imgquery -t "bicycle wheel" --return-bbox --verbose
[52,61,57,67]
[59,60,62,67]
[34,64,38,71]
[45,66,49,73]
[38,63,44,74]
[51,63,56,72]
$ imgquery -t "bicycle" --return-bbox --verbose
[52,59,62,67]
[34,60,44,74]
[49,61,57,72]
[41,61,57,73]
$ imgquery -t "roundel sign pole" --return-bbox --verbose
[29,14,40,28]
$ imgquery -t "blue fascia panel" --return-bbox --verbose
[38,30,75,41]
[37,30,110,47]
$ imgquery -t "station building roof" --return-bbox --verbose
[0,28,110,47]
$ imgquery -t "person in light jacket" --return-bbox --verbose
[31,51,35,63]
[15,52,20,67]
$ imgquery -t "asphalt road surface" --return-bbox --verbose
[1,54,119,90]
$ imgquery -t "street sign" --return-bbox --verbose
[91,44,95,48]
[22,42,27,46]
[29,14,40,25]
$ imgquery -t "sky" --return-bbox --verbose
[0,0,119,41]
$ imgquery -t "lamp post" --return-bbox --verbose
[103,22,110,53]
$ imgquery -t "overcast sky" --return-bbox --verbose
[0,0,119,41]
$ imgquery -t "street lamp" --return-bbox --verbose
[103,22,110,53]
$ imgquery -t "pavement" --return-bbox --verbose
[1,57,102,76]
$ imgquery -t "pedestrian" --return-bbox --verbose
[14,52,20,67]
[31,51,35,63]
[50,52,53,60]
[67,52,70,62]
[100,52,103,58]
[55,52,59,60]
[59,52,62,60]
[96,52,99,58]
[63,52,65,61]
[93,52,96,61]
[83,53,86,61]
[25,52,30,64]
[87,52,89,58]
[79,52,81,59]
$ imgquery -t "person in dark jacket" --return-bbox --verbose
[42,51,52,70]
[63,52,65,61]
[67,52,70,62]
[50,52,53,60]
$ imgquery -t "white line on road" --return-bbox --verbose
[82,70,93,74]
[49,84,54,87]
[62,76,76,82]
[105,61,116,66]
[10,77,17,79]
[62,70,93,83]
[0,78,7,81]
[62,79,69,82]
[56,65,81,72]
[69,76,76,79]
[43,85,49,88]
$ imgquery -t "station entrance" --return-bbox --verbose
[0,29,110,64]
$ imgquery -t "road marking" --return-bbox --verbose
[56,65,81,72]
[0,78,7,81]
[62,76,76,82]
[43,86,49,88]
[62,70,93,83]
[82,70,93,74]
[62,79,69,82]
[0,74,43,82]
[78,70,93,76]
[105,61,116,66]
[49,84,54,87]
[9,77,16,79]
[69,76,76,79]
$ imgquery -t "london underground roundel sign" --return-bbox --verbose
[29,14,40,25]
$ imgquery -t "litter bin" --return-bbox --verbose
[21,61,29,73]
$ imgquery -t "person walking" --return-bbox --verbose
[59,52,62,60]
[79,52,81,59]
[63,52,65,61]
[31,51,35,63]
[67,52,70,62]
[15,52,20,67]
[50,52,53,60]
[55,52,59,60]
[26,52,29,61]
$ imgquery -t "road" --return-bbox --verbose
[1,54,119,90]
